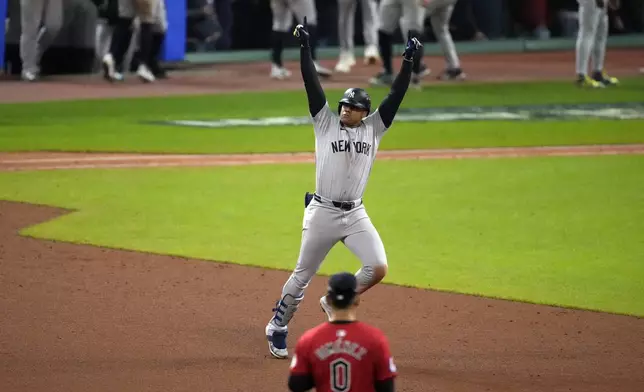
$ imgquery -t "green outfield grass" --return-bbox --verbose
[1,78,643,153]
[1,120,642,154]
[1,154,642,316]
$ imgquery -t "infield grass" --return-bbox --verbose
[0,154,642,316]
[1,78,644,153]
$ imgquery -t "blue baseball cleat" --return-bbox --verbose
[266,328,288,359]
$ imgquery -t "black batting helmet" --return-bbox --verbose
[337,88,371,115]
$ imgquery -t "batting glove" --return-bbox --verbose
[293,16,310,48]
[403,31,422,62]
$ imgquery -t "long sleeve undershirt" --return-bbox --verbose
[300,45,326,118]
[377,59,413,128]
[300,45,412,128]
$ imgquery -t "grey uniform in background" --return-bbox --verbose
[335,0,380,73]
[267,102,389,332]
[370,0,424,86]
[423,0,462,72]
[378,0,423,36]
[575,0,608,77]
[270,0,317,31]
[269,0,332,79]
[337,0,379,53]
[19,0,64,78]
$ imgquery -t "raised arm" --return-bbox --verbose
[377,32,423,128]
[293,17,327,117]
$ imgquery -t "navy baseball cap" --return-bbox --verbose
[327,272,357,307]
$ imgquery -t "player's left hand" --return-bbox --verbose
[293,16,310,47]
[403,31,422,62]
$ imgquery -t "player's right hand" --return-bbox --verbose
[403,31,422,61]
[293,16,310,47]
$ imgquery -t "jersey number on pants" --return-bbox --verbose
[330,358,352,392]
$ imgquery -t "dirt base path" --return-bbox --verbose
[1,144,644,171]
[1,201,643,392]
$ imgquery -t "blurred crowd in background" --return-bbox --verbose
[190,0,644,52]
[2,0,643,78]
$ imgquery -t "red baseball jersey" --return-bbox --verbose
[289,321,397,392]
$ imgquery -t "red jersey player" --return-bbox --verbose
[288,272,397,392]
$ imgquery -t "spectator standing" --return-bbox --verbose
[575,0,620,87]
[101,0,161,83]
[369,0,426,88]
[268,0,332,80]
[213,0,233,50]
[127,0,168,78]
[469,0,503,39]
[334,0,380,73]
[19,0,64,81]
[95,0,116,65]
[186,0,222,52]
[508,0,551,39]
[421,0,466,81]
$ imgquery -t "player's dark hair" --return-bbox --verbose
[327,272,358,310]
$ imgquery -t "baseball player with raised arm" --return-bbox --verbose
[269,0,332,80]
[265,16,422,360]
[288,272,398,392]
[575,0,620,87]
[334,0,381,73]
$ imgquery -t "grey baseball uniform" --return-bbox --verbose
[270,0,317,32]
[576,0,608,75]
[423,0,461,70]
[95,21,112,60]
[269,103,389,334]
[290,105,390,292]
[378,0,423,35]
[19,0,64,74]
[266,26,416,340]
[269,0,330,77]
[337,0,379,51]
